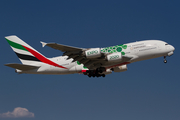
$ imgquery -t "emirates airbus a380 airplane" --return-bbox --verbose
[5,35,175,78]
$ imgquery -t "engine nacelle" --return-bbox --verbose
[112,65,127,72]
[103,69,112,75]
[85,48,101,58]
[106,53,122,62]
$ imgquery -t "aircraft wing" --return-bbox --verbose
[41,42,133,69]
[40,42,85,52]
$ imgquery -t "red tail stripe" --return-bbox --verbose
[23,45,67,69]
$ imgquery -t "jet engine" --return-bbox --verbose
[106,53,122,62]
[85,48,101,58]
[103,68,112,74]
[112,65,127,72]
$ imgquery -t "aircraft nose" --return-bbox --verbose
[166,44,175,51]
[167,45,175,56]
[170,45,175,51]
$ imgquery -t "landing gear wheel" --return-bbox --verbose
[96,68,104,73]
[164,60,167,63]
[102,74,105,77]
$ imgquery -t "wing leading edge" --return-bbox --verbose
[41,42,85,52]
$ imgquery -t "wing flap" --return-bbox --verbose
[5,63,40,71]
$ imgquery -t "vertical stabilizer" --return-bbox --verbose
[5,35,44,65]
[5,35,68,69]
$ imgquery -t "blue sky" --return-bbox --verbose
[0,0,180,120]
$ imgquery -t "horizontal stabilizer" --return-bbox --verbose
[5,63,40,71]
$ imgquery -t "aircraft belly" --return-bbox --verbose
[31,65,70,74]
[102,60,128,68]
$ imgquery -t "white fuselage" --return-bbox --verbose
[17,40,175,75]
[122,40,174,62]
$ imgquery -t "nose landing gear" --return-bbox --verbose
[164,56,167,63]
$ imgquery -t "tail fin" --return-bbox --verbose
[5,35,44,65]
[5,35,68,69]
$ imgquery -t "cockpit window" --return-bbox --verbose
[165,43,169,45]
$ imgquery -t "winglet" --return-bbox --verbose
[40,41,47,47]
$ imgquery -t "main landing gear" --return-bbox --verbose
[88,74,106,78]
[84,68,106,78]
[164,56,167,63]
